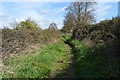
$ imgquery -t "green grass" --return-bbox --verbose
[3,35,119,78]
[63,35,119,78]
[3,38,71,78]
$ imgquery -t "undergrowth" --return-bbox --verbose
[3,38,71,78]
[63,35,119,78]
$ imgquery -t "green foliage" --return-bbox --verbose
[16,18,40,30]
[62,13,74,33]
[2,28,61,61]
[62,35,71,41]
[64,36,119,78]
[72,24,90,40]
[72,17,120,46]
[48,23,58,29]
[63,17,120,78]
[3,39,71,78]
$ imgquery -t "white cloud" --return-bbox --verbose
[0,3,2,16]
[9,2,45,16]
[56,6,66,13]
[15,18,25,23]
[1,0,120,2]
[41,9,50,14]
[96,18,106,23]
[0,14,9,28]
[1,0,71,2]
[52,5,67,16]
[95,2,112,22]
[37,17,64,29]
[2,2,66,29]
[96,5,111,17]
[54,17,64,29]
[1,3,48,28]
[100,18,105,21]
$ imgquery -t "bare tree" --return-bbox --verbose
[10,19,19,29]
[65,1,96,28]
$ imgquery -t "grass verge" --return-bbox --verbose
[63,35,119,78]
[3,38,71,78]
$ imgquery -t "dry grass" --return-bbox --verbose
[2,28,61,62]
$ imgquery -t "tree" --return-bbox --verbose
[16,18,40,30]
[10,19,19,29]
[62,12,75,33]
[49,23,58,29]
[65,1,96,28]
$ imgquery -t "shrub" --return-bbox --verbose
[2,28,61,61]
[72,17,120,47]
[16,18,41,30]
[3,39,71,78]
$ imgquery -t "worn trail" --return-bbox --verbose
[55,41,76,78]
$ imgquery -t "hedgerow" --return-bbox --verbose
[72,17,120,47]
[2,28,61,61]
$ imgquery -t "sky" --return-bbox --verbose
[0,1,119,29]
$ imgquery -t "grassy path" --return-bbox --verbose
[52,35,77,78]
[54,46,76,78]
[4,34,118,78]
[3,38,74,78]
[63,35,119,78]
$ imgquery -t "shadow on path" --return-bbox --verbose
[54,40,77,78]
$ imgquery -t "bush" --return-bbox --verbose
[3,39,71,78]
[72,17,120,47]
[2,28,61,61]
[64,17,120,78]
[16,18,40,30]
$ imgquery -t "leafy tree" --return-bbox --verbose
[62,12,74,33]
[16,18,40,30]
[48,23,58,29]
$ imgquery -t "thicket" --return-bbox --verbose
[15,18,41,30]
[72,17,120,47]
[2,19,61,62]
[63,17,120,78]
[3,39,71,78]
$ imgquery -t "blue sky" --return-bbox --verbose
[0,2,118,29]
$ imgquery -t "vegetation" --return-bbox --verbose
[62,2,96,33]
[2,24,61,62]
[3,38,71,78]
[62,12,74,33]
[48,23,58,29]
[63,33,119,78]
[2,1,119,79]
[16,18,40,30]
[72,17,120,47]
[61,2,119,78]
